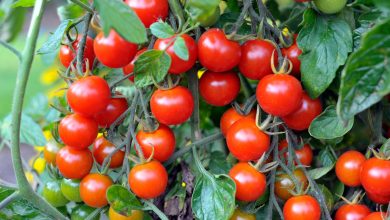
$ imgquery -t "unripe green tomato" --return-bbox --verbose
[314,0,347,14]
[185,0,220,27]
[197,7,220,27]
[71,205,100,220]
[42,180,69,207]
[61,178,82,202]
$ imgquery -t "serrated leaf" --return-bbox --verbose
[12,0,35,8]
[37,19,72,54]
[57,3,85,20]
[173,36,189,61]
[107,185,143,216]
[150,22,175,39]
[308,164,334,180]
[333,180,345,201]
[318,147,336,167]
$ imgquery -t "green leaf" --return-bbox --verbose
[208,151,232,175]
[37,19,72,54]
[380,138,390,156]
[373,0,390,12]
[337,18,390,119]
[12,0,35,8]
[173,36,189,61]
[298,9,352,98]
[0,0,26,42]
[309,106,354,140]
[57,3,85,20]
[333,180,345,201]
[107,185,143,216]
[94,0,147,44]
[318,147,336,166]
[318,185,334,210]
[308,163,335,180]
[150,22,175,39]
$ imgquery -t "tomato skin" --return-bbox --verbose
[283,195,321,220]
[226,118,270,161]
[239,39,277,80]
[61,178,82,202]
[59,113,98,149]
[128,160,168,199]
[154,34,197,74]
[281,40,302,76]
[59,36,95,71]
[93,137,125,168]
[125,0,169,28]
[334,204,371,220]
[94,98,128,128]
[150,86,194,125]
[275,169,308,201]
[56,146,93,179]
[108,207,144,220]
[122,48,147,82]
[335,150,366,187]
[314,0,347,14]
[256,74,303,117]
[278,139,313,166]
[360,158,390,196]
[366,190,390,205]
[229,162,266,202]
[363,212,386,220]
[71,205,100,220]
[136,124,176,162]
[44,142,60,165]
[94,30,138,68]
[80,173,113,208]
[229,209,256,220]
[198,28,241,72]
[67,76,111,117]
[220,108,256,136]
[199,71,241,106]
[42,180,69,207]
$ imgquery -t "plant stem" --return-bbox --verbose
[70,0,94,14]
[76,12,93,74]
[0,40,22,61]
[143,199,169,220]
[168,0,185,32]
[0,191,20,210]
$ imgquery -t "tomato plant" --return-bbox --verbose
[122,48,147,82]
[60,178,82,202]
[108,207,144,220]
[283,195,321,220]
[59,36,95,71]
[56,146,93,179]
[125,0,169,28]
[275,169,308,200]
[42,180,69,207]
[93,136,125,168]
[335,150,366,187]
[220,107,256,136]
[278,139,313,166]
[94,97,128,128]
[80,173,113,208]
[334,204,371,220]
[360,158,390,204]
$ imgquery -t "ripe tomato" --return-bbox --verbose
[136,124,175,162]
[198,28,241,72]
[239,39,277,80]
[366,190,390,205]
[56,146,93,179]
[61,178,82,202]
[94,30,138,68]
[128,160,168,199]
[94,97,128,128]
[229,208,256,220]
[80,173,113,208]
[275,169,308,201]
[335,150,366,187]
[281,38,302,76]
[281,92,322,131]
[314,0,347,14]
[226,118,270,161]
[123,48,147,82]
[59,36,95,70]
[58,113,98,149]
[283,195,321,220]
[44,142,60,165]
[220,108,256,136]
[108,207,144,220]
[256,74,303,117]
[360,158,390,196]
[67,75,111,117]
[150,86,194,125]
[199,71,241,106]
[42,180,69,207]
[71,205,100,220]
[93,136,125,168]
[278,139,313,166]
[125,0,169,28]
[363,212,386,220]
[154,34,197,74]
[334,204,371,220]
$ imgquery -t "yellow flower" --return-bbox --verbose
[34,130,53,151]
[46,82,67,100]
[32,157,46,174]
[181,182,187,188]
[283,27,290,37]
[198,70,205,79]
[25,172,34,184]
[40,66,59,85]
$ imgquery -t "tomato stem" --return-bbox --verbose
[0,40,22,61]
[76,12,93,75]
[168,0,185,32]
[0,191,20,210]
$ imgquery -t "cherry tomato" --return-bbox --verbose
[229,208,256,220]
[282,38,302,76]
[150,86,194,125]
[335,150,366,187]
[94,30,138,68]
[360,158,390,196]
[275,169,308,201]
[125,0,169,28]
[363,212,386,220]
[42,180,69,207]
[136,124,175,162]
[128,160,168,199]
[198,28,241,72]
[93,136,125,168]
[283,195,321,220]
[281,92,322,131]
[59,113,98,149]
[94,97,128,128]
[239,39,277,80]
[185,0,220,27]
[59,36,95,71]
[71,205,100,220]
[335,204,371,220]
[314,0,347,14]
[108,207,144,220]
[220,108,256,136]
[154,34,197,74]
[256,74,303,117]
[44,142,60,165]
[122,48,147,82]
[80,173,113,208]
[278,139,313,166]
[61,178,82,202]
[226,118,270,161]
[56,146,93,179]
[366,190,390,205]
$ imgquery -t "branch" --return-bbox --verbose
[0,191,20,210]
[70,0,94,14]
[143,199,169,220]
[168,0,185,32]
[76,12,93,74]
[0,40,22,61]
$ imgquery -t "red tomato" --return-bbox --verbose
[59,36,95,71]
[283,195,321,220]
[150,86,194,125]
[275,169,308,201]
[366,190,390,205]
[93,137,125,168]
[335,204,371,220]
[256,74,303,117]
[59,114,98,149]
[199,71,241,106]
[94,97,128,128]
[220,108,256,136]
[94,30,138,68]
[198,28,241,72]
[360,158,390,196]
[282,39,302,76]
[229,162,266,202]
[363,212,386,220]
[226,118,270,161]
[80,173,113,208]
[125,0,169,28]
[128,161,168,199]
[56,146,93,179]
[239,39,277,80]
[154,34,197,74]
[122,48,147,82]
[278,139,313,166]
[136,124,176,162]
[335,150,366,187]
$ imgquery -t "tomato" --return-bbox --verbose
[59,36,95,71]
[366,190,390,205]
[229,208,256,220]
[363,212,386,220]
[275,169,308,201]
[229,162,266,202]
[335,150,366,187]
[295,0,311,2]
[125,0,169,28]
[58,113,98,149]
[198,28,241,72]
[281,38,302,76]
[185,0,220,27]
[226,118,270,161]
[108,207,144,220]
[150,86,194,125]
[334,204,371,220]
[283,195,321,220]
[220,108,256,136]
[42,180,69,207]
[154,34,197,74]
[314,0,347,14]
[122,48,147,82]
[256,74,303,117]
[71,205,100,220]
[44,141,60,165]
[94,97,128,128]
[93,136,125,168]
[136,124,175,162]
[56,146,93,179]
[199,71,241,106]
[281,92,322,131]
[61,178,82,202]
[80,173,113,208]
[128,160,168,199]
[94,30,138,68]
[360,158,390,196]
[278,139,313,166]
[239,39,277,80]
